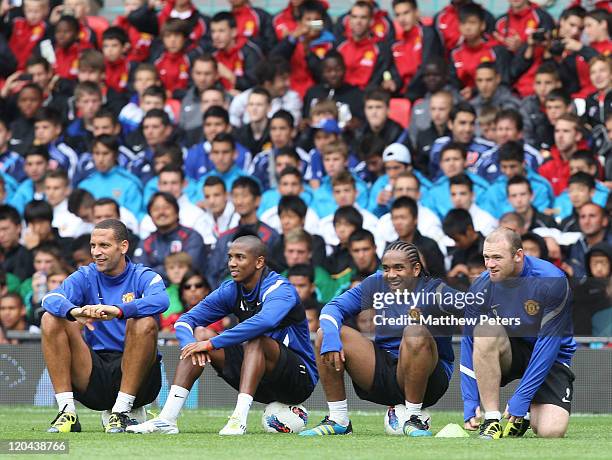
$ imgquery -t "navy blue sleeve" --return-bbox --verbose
[41,270,89,319]
[116,270,169,319]
[508,277,572,417]
[175,282,235,348]
[319,281,365,354]
[209,282,299,349]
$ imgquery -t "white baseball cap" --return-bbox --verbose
[383,143,412,164]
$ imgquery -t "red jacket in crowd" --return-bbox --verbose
[337,36,388,90]
[591,39,612,57]
[55,42,92,80]
[105,57,130,93]
[539,140,591,196]
[335,5,394,44]
[157,0,208,50]
[114,13,154,63]
[272,0,330,40]
[9,18,47,70]
[495,1,554,43]
[155,51,190,94]
[272,33,334,98]
[213,40,261,91]
[450,38,511,89]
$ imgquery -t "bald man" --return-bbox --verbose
[461,228,576,440]
[127,235,318,436]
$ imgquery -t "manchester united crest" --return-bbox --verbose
[524,300,540,316]
[122,292,135,303]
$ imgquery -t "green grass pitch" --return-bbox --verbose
[1,407,611,459]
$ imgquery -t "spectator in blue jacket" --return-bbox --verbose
[554,151,609,223]
[194,133,247,202]
[9,146,49,215]
[77,135,144,220]
[422,142,489,219]
[184,106,251,181]
[428,101,495,179]
[311,139,368,218]
[480,141,554,219]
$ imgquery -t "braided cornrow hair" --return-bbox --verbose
[383,241,428,277]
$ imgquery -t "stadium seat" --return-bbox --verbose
[166,98,182,122]
[389,98,412,129]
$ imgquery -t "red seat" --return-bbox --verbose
[166,98,182,122]
[389,98,412,129]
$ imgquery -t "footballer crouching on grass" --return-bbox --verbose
[300,241,471,437]
[41,219,170,434]
[127,234,318,435]
[461,227,576,439]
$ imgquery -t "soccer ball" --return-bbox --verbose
[384,405,431,435]
[261,402,308,433]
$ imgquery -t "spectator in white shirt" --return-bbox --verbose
[43,170,86,238]
[448,173,498,236]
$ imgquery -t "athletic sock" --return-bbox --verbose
[55,392,76,414]
[232,393,253,425]
[159,385,189,423]
[405,401,423,418]
[484,411,502,421]
[328,399,349,427]
[111,392,136,414]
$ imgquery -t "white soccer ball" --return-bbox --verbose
[261,402,308,433]
[384,405,431,435]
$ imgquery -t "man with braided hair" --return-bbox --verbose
[301,241,467,437]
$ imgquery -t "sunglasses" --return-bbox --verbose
[184,282,204,290]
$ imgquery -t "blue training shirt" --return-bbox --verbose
[42,259,169,352]
[174,269,318,386]
[319,272,467,381]
[460,255,576,420]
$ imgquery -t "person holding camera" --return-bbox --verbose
[270,0,335,99]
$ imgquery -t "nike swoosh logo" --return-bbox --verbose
[561,397,570,403]
[174,395,185,399]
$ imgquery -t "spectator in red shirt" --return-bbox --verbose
[210,11,262,94]
[41,15,92,81]
[102,27,131,94]
[389,0,443,95]
[539,113,585,196]
[157,0,210,51]
[273,0,332,40]
[433,0,495,53]
[228,0,276,53]
[336,1,395,91]
[271,0,334,99]
[554,6,599,98]
[7,0,50,70]
[153,19,194,98]
[449,3,511,100]
[584,9,612,56]
[494,0,554,53]
[334,0,395,45]
[113,0,157,63]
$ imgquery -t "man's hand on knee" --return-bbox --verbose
[322,350,345,372]
[181,340,213,366]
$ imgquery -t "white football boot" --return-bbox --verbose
[219,415,247,435]
[125,417,179,434]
